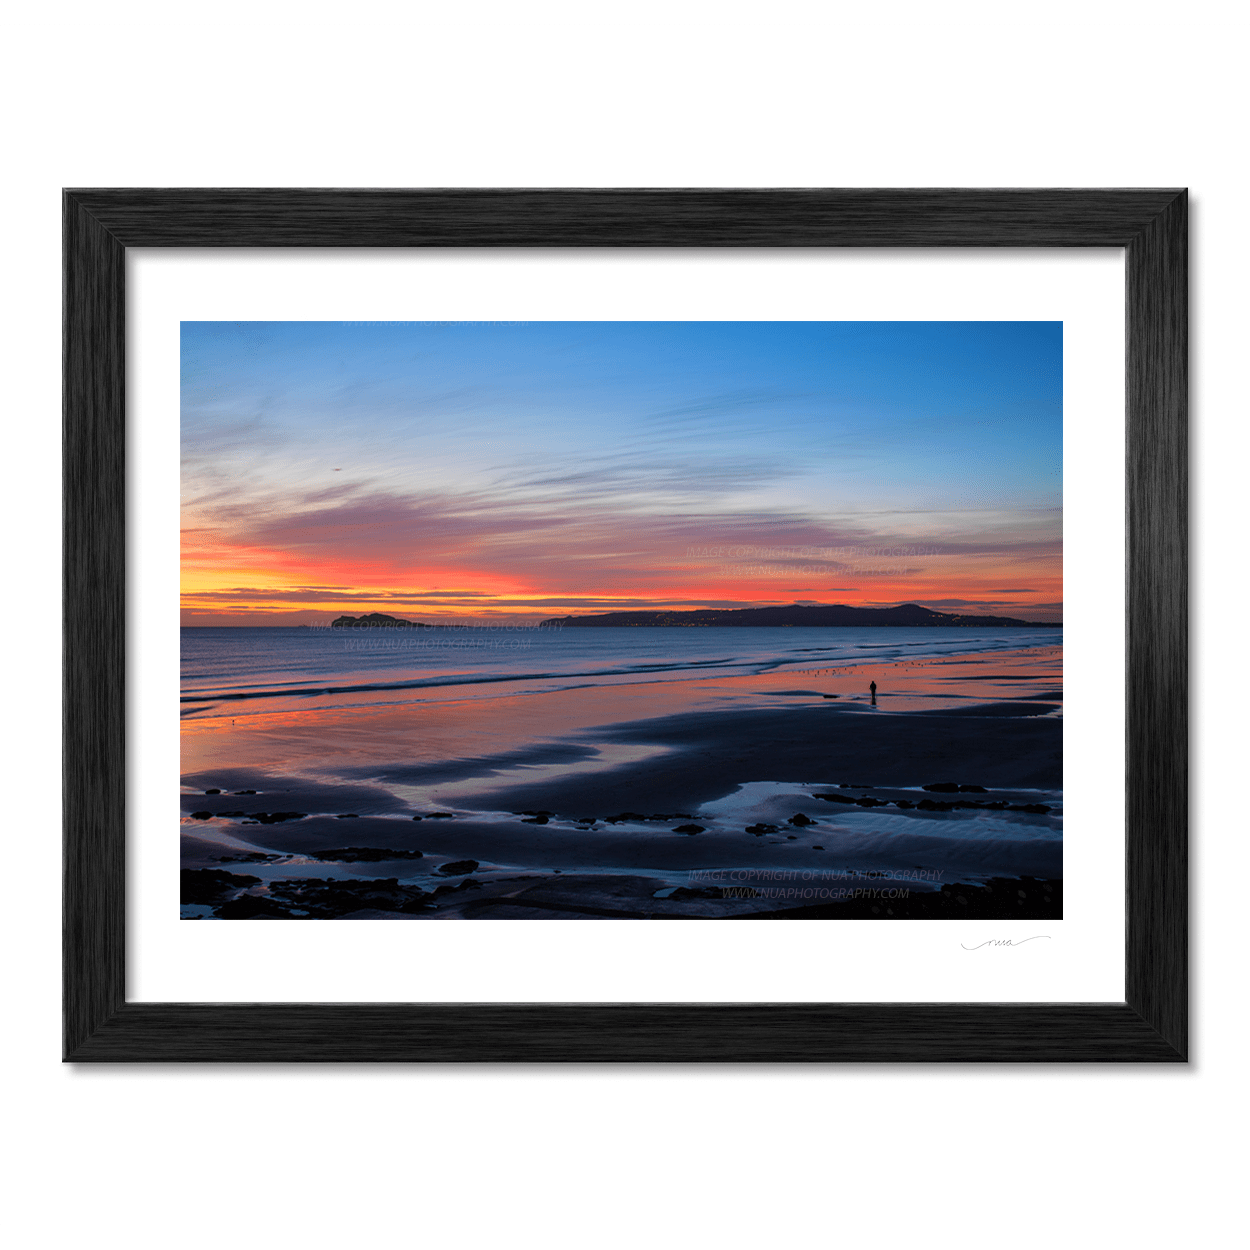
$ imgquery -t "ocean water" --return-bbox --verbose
[181,624,1062,719]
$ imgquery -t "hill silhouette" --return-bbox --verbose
[541,604,1053,628]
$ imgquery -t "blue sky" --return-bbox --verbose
[181,321,1062,622]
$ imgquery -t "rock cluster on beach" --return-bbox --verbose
[183,866,490,919]
[744,876,1061,921]
[229,878,426,918]
[181,868,261,903]
[189,809,307,824]
[814,784,1052,815]
[438,859,479,876]
[184,855,1062,921]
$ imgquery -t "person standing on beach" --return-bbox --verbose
[870,680,877,705]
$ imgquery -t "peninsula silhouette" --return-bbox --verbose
[540,604,1054,628]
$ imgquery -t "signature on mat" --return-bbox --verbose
[960,936,1051,950]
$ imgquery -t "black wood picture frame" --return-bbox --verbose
[63,188,1187,1062]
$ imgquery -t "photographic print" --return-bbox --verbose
[180,319,1062,922]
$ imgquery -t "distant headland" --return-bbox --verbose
[539,604,1057,628]
[329,613,431,629]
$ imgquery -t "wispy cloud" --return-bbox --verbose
[181,322,1062,622]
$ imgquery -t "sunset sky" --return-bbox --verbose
[181,321,1062,625]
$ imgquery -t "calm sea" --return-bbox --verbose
[181,625,1062,719]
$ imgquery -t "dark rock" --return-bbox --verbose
[854,797,888,807]
[309,847,425,862]
[522,815,550,824]
[746,823,778,835]
[743,876,1063,921]
[189,811,212,820]
[923,782,961,793]
[438,859,479,875]
[336,813,360,819]
[181,868,261,903]
[1011,803,1053,814]
[265,875,434,918]
[434,877,483,896]
[788,813,816,826]
[812,845,824,850]
[894,800,914,809]
[815,792,857,804]
[204,788,221,795]
[411,815,423,821]
[215,852,281,864]
[958,784,988,793]
[427,812,455,819]
[248,811,307,824]
[916,799,953,811]
[233,789,257,795]
[673,824,705,834]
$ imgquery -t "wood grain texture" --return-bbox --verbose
[63,195,127,1058]
[1125,192,1188,1057]
[66,187,1181,248]
[69,1004,1181,1063]
[62,188,1188,1063]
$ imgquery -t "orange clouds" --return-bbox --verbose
[182,486,1061,624]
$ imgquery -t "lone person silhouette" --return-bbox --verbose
[870,680,877,706]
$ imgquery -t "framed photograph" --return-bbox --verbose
[64,189,1186,1061]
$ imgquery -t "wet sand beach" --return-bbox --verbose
[182,642,1062,919]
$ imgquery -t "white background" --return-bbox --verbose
[130,249,1124,1004]
[3,3,1243,1248]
